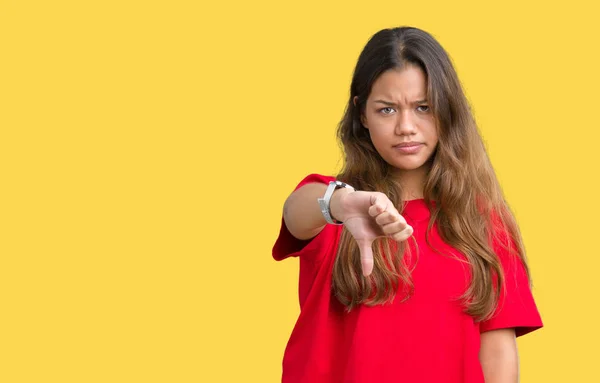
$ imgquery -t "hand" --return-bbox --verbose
[332,190,413,277]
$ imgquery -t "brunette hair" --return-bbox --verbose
[334,26,529,321]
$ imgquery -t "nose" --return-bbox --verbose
[395,110,416,136]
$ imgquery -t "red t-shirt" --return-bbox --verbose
[273,174,543,383]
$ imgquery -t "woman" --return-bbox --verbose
[273,26,542,383]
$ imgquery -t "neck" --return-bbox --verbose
[392,165,429,201]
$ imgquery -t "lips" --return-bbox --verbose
[393,142,423,154]
[393,142,423,148]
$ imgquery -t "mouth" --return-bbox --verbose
[393,142,422,148]
[393,142,423,154]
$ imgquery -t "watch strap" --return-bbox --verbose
[317,181,355,225]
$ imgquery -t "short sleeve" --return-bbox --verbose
[479,223,543,337]
[272,173,336,261]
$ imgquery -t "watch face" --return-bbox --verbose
[335,181,355,191]
[334,181,351,189]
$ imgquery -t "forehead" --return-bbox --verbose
[369,66,428,101]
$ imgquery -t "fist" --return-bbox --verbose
[336,191,413,276]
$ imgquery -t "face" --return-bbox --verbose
[359,65,438,176]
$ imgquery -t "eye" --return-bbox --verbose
[417,105,430,113]
[379,107,395,114]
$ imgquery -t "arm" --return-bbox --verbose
[281,181,412,275]
[479,328,519,383]
[282,183,353,240]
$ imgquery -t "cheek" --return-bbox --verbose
[422,120,438,141]
[368,125,392,148]
[367,115,395,133]
[367,128,389,154]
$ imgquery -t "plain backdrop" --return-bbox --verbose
[1,0,599,382]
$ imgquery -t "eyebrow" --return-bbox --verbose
[373,99,428,106]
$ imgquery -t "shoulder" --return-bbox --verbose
[292,173,337,191]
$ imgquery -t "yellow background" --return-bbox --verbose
[1,0,598,382]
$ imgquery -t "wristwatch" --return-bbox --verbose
[318,180,355,225]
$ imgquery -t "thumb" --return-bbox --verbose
[357,239,374,277]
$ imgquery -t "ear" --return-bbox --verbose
[353,96,368,129]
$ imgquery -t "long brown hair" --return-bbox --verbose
[333,27,529,321]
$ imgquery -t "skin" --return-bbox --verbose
[359,65,439,200]
[480,329,519,382]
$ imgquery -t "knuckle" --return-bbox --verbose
[391,232,405,241]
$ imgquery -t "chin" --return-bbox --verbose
[389,160,428,172]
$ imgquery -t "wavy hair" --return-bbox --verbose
[333,27,529,321]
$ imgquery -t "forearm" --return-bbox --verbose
[283,183,352,240]
[479,329,519,383]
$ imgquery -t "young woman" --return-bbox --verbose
[273,27,542,383]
